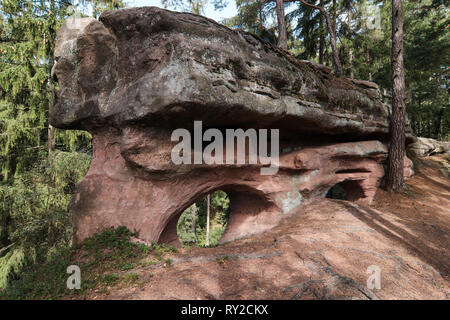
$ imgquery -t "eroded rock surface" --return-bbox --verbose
[51,7,414,245]
[79,158,450,300]
[409,137,450,157]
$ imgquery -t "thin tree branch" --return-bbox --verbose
[298,0,323,12]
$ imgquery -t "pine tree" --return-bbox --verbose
[0,0,100,182]
[0,0,59,181]
[298,0,343,75]
[275,0,288,49]
[385,0,406,191]
[0,0,123,291]
[205,193,210,246]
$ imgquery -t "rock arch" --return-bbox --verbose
[159,185,277,247]
[52,7,415,244]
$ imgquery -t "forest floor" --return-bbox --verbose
[63,155,449,300]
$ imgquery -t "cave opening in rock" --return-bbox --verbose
[326,180,365,201]
[326,182,348,200]
[158,184,279,248]
[176,190,231,247]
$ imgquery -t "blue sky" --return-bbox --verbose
[124,0,238,23]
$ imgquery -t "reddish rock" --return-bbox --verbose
[51,7,415,245]
[79,158,450,300]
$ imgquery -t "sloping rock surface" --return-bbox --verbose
[78,158,449,300]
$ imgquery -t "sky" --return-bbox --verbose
[124,0,238,23]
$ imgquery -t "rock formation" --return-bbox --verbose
[409,137,450,157]
[51,7,415,246]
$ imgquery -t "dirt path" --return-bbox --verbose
[87,156,450,300]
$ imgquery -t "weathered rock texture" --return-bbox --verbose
[74,157,450,300]
[51,7,414,245]
[409,137,450,157]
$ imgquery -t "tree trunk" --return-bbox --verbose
[190,0,201,14]
[48,124,55,157]
[191,203,197,242]
[348,8,354,78]
[385,0,406,192]
[434,109,443,139]
[48,63,56,157]
[48,0,56,158]
[418,98,423,136]
[299,0,343,76]
[275,0,288,50]
[366,46,372,81]
[205,194,210,246]
[323,11,343,76]
[319,0,324,64]
[259,1,264,30]
[349,49,354,78]
[332,0,337,35]
[324,41,329,66]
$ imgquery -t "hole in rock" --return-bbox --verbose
[325,180,365,202]
[326,182,347,200]
[158,190,231,248]
[177,190,231,247]
[158,185,278,248]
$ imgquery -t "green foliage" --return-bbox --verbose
[230,0,448,140]
[210,190,231,227]
[195,224,229,247]
[223,0,285,47]
[0,0,124,297]
[0,0,64,182]
[0,0,121,182]
[0,245,72,299]
[177,190,230,247]
[0,226,158,299]
[177,203,198,245]
[71,227,175,296]
[0,151,91,292]
[402,0,449,140]
[81,225,139,252]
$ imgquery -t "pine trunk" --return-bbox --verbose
[366,47,372,81]
[299,0,342,76]
[319,0,324,64]
[205,194,210,246]
[48,77,56,157]
[48,0,56,157]
[348,8,354,78]
[323,12,343,76]
[275,0,288,50]
[385,0,406,192]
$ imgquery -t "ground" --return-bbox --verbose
[67,156,449,300]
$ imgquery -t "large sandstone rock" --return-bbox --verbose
[409,137,450,157]
[51,7,414,245]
